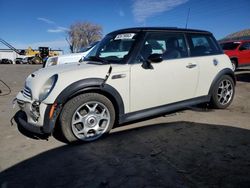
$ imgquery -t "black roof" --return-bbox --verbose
[108,27,211,35]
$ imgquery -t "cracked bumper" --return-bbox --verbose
[14,92,61,137]
[14,110,45,134]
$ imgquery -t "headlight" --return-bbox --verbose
[47,57,58,67]
[39,74,58,101]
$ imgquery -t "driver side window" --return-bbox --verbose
[139,32,188,61]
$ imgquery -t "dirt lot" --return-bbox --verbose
[0,64,250,188]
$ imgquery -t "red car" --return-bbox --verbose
[220,40,250,70]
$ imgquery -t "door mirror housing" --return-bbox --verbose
[147,53,163,63]
[141,53,163,70]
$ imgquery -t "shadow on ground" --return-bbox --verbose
[1,122,250,188]
[236,68,250,83]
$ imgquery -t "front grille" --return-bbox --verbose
[22,86,32,100]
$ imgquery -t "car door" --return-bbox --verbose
[186,33,226,97]
[129,32,199,112]
[238,42,250,65]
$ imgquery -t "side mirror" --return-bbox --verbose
[141,54,163,70]
[147,53,163,63]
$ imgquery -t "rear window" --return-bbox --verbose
[187,34,221,57]
[220,42,240,50]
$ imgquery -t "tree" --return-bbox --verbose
[66,22,103,53]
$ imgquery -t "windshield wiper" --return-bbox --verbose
[86,56,110,64]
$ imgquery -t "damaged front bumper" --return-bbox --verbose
[13,92,61,137]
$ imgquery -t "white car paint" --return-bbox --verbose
[14,27,234,137]
[130,58,199,112]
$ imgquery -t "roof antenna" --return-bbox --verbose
[185,8,190,29]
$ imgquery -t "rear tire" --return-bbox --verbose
[210,75,235,109]
[59,93,115,143]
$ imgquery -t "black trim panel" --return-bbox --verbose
[55,78,104,104]
[119,96,210,125]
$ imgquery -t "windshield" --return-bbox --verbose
[85,32,138,64]
[220,42,240,50]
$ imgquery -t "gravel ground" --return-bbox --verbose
[0,64,250,188]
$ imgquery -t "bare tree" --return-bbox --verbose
[66,22,103,53]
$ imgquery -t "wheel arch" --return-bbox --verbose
[54,78,125,119]
[208,68,236,98]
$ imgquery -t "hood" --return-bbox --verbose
[25,62,112,102]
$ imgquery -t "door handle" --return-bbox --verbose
[186,63,197,69]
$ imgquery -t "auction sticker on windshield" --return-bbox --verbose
[115,33,135,40]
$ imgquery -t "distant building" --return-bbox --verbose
[0,49,20,63]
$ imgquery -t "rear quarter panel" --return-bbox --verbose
[195,54,232,97]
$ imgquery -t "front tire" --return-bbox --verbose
[210,75,235,109]
[59,93,115,143]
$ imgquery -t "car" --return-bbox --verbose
[0,58,13,64]
[21,56,37,64]
[220,40,250,71]
[15,58,24,64]
[14,27,235,143]
[44,41,99,67]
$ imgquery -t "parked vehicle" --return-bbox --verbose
[220,40,250,70]
[0,38,61,65]
[0,58,13,64]
[44,41,99,67]
[14,27,235,143]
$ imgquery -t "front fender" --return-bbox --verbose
[55,78,125,115]
[42,78,125,133]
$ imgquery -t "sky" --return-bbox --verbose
[0,0,249,53]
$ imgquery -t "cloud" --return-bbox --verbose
[37,17,69,34]
[37,17,55,24]
[132,0,188,23]
[48,26,69,33]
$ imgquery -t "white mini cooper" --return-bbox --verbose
[14,27,235,143]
